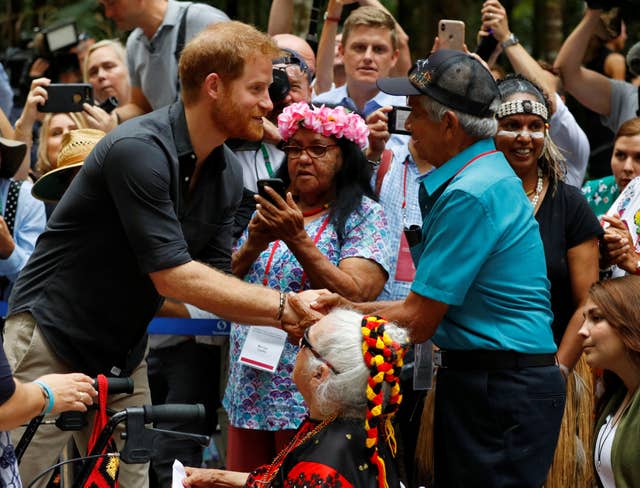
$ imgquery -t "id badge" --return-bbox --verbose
[238,326,287,373]
[413,341,434,390]
[395,231,416,282]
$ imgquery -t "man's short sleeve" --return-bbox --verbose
[186,4,229,39]
[99,138,191,273]
[411,189,499,306]
[603,79,638,133]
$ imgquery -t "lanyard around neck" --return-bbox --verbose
[260,144,275,178]
[262,214,331,289]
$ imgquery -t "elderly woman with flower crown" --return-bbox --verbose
[185,309,406,488]
[224,102,390,472]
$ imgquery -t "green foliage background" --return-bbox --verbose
[0,0,638,64]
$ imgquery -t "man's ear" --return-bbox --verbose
[441,110,459,138]
[204,72,223,101]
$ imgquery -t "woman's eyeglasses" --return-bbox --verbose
[299,328,339,374]
[282,145,338,159]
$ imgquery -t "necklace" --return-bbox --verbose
[529,167,544,208]
[302,203,330,217]
[259,414,338,485]
[596,392,634,469]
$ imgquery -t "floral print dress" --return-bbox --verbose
[223,196,390,430]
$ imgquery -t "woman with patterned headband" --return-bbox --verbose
[223,102,390,472]
[184,309,407,488]
[495,74,603,485]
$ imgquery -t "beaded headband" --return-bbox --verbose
[496,99,548,121]
[278,102,370,149]
[361,315,407,488]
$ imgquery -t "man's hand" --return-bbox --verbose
[480,0,511,43]
[365,107,392,162]
[309,291,354,315]
[262,118,282,145]
[281,290,326,342]
[0,216,15,259]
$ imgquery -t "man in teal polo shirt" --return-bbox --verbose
[311,50,565,487]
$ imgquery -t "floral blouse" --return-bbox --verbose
[223,197,390,430]
[582,175,619,218]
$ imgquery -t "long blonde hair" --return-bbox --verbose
[36,112,88,176]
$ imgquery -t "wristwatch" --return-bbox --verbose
[501,33,519,49]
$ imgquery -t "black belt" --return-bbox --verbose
[434,350,556,370]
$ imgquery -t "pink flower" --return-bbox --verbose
[277,102,369,149]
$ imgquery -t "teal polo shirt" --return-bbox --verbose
[410,138,556,353]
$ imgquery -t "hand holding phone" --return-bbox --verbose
[257,178,287,204]
[37,83,93,113]
[438,20,466,51]
[387,106,411,135]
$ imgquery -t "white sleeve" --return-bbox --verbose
[549,93,590,188]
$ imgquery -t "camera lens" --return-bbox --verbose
[441,23,445,31]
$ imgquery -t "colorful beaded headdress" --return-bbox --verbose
[361,315,407,488]
[277,102,370,149]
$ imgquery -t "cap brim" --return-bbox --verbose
[376,77,422,96]
[31,163,83,203]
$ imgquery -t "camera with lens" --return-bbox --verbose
[1,21,85,109]
[269,67,291,105]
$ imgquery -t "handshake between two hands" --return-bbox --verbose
[280,289,351,343]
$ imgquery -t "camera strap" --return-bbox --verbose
[174,2,193,102]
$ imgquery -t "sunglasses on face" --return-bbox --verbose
[299,328,339,374]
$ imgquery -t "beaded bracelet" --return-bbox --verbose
[276,291,286,323]
[33,380,55,416]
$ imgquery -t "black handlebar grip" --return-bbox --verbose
[95,377,134,395]
[143,404,205,424]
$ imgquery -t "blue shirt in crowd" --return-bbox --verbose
[411,138,556,354]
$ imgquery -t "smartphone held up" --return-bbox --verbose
[37,83,93,113]
[438,20,466,52]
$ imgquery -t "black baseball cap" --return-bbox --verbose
[377,49,500,118]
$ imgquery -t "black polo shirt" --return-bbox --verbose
[9,101,243,376]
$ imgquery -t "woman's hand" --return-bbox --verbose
[17,78,50,129]
[36,373,97,414]
[601,214,640,274]
[83,103,117,133]
[254,190,306,242]
[182,467,248,488]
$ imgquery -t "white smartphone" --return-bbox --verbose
[438,19,466,51]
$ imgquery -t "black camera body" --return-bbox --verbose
[99,97,119,114]
[269,68,291,104]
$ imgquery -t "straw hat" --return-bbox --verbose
[32,128,105,203]
[0,137,27,179]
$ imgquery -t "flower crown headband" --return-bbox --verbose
[278,102,370,149]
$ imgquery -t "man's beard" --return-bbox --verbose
[211,96,264,141]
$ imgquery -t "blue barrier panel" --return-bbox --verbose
[0,301,230,336]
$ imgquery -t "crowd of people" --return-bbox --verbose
[0,0,639,487]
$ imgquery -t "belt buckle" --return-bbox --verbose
[433,350,444,368]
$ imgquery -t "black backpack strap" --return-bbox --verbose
[4,180,22,236]
[174,2,193,101]
[637,85,640,117]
